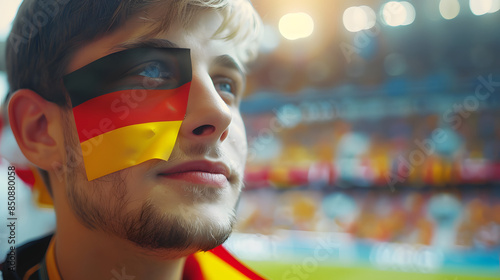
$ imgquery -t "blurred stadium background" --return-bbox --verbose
[0,0,499,279]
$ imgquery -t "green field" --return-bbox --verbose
[246,261,499,280]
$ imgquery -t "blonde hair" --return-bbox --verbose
[122,0,262,64]
[7,0,262,106]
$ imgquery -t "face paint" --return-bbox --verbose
[63,47,191,180]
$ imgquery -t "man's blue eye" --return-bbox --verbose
[139,62,170,79]
[218,82,233,94]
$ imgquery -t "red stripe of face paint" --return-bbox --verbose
[72,83,190,143]
[183,255,205,280]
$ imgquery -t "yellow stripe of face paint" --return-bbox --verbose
[194,251,252,280]
[80,121,183,180]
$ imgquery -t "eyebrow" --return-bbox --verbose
[214,54,246,76]
[110,39,246,80]
[109,38,180,52]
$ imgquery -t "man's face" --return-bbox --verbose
[60,9,248,254]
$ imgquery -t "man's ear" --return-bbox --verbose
[8,89,65,171]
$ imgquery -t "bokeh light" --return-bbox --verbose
[440,0,461,20]
[361,6,377,29]
[382,1,406,26]
[400,1,416,25]
[0,0,23,40]
[278,12,314,40]
[469,0,498,15]
[343,6,377,32]
[343,7,368,32]
[491,0,500,12]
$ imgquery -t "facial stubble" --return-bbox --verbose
[62,113,239,254]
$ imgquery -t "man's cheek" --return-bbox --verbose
[229,120,248,161]
[72,107,185,181]
[62,47,192,181]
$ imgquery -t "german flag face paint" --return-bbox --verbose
[63,47,191,181]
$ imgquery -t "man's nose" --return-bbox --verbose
[179,73,232,144]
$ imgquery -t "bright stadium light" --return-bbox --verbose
[279,12,314,40]
[489,0,500,12]
[382,1,408,26]
[343,6,368,32]
[440,0,461,19]
[360,6,377,29]
[0,0,23,40]
[470,0,493,15]
[400,1,416,25]
[343,6,376,32]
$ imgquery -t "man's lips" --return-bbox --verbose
[157,160,230,187]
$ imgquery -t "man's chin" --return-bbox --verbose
[123,201,235,254]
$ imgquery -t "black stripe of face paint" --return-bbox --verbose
[63,47,192,107]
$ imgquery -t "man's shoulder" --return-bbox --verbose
[1,233,53,280]
[1,235,266,280]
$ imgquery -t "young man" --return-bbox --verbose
[1,0,264,279]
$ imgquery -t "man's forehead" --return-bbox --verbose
[65,28,151,73]
[66,9,241,74]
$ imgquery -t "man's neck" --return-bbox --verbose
[53,202,189,280]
